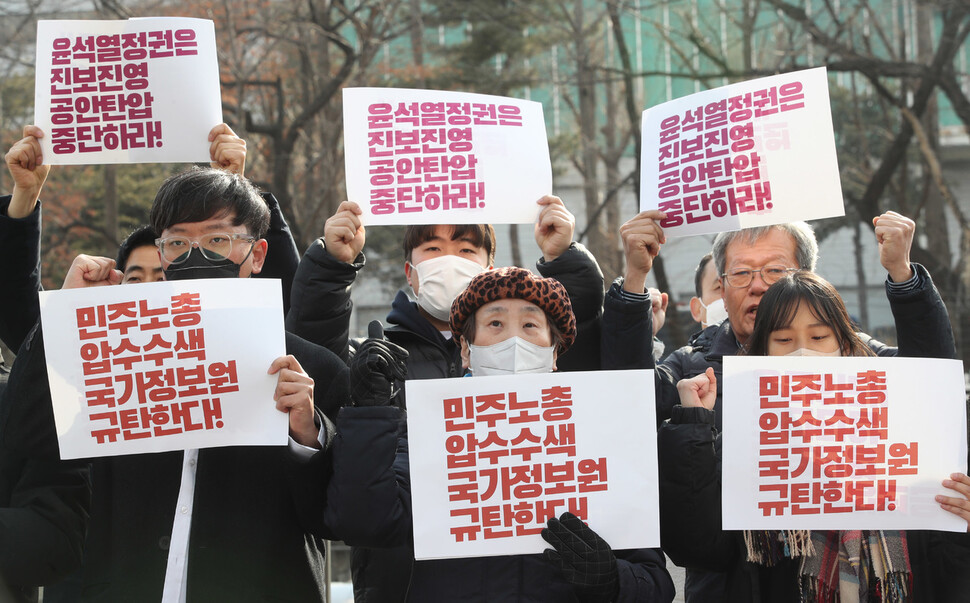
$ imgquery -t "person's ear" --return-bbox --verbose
[249,239,268,274]
[552,348,558,372]
[460,335,471,371]
[689,296,703,323]
[405,261,417,291]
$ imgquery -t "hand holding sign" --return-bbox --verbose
[676,367,717,411]
[324,201,366,264]
[208,123,246,176]
[350,321,409,407]
[937,472,970,532]
[5,125,50,218]
[873,211,916,283]
[542,512,620,603]
[269,355,318,448]
[535,195,575,263]
[61,254,123,289]
[619,210,666,294]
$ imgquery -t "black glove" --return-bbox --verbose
[541,512,619,603]
[350,320,409,407]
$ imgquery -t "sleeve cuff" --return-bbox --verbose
[611,277,650,301]
[288,417,327,457]
[885,264,924,294]
[670,405,716,426]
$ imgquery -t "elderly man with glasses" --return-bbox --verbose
[603,209,956,603]
[607,209,953,430]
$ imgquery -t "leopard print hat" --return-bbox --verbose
[449,266,576,353]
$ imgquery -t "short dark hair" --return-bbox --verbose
[116,225,158,271]
[746,271,873,357]
[402,224,496,266]
[149,167,269,238]
[694,253,713,298]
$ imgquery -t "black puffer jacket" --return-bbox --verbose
[603,264,947,431]
[654,264,969,602]
[287,239,606,602]
[326,406,676,603]
[286,240,605,373]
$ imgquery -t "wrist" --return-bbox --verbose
[887,263,914,283]
[9,185,42,219]
[540,243,568,263]
[622,270,647,294]
[320,238,357,265]
[291,417,321,449]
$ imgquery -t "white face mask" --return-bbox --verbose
[700,298,728,328]
[411,255,486,322]
[468,336,556,376]
[784,347,842,357]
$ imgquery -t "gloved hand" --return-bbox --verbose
[350,320,409,407]
[541,512,619,603]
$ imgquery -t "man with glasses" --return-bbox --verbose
[611,210,951,430]
[604,208,955,603]
[4,165,350,602]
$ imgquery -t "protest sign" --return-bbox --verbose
[343,87,552,225]
[34,17,221,164]
[722,356,967,531]
[406,370,658,560]
[39,279,287,459]
[640,67,844,236]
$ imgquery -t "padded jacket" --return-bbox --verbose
[286,239,606,602]
[651,265,969,602]
[326,405,676,603]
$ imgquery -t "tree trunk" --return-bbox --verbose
[104,165,118,248]
[575,0,605,268]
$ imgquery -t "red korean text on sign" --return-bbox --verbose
[49,29,199,155]
[656,81,806,227]
[755,370,916,517]
[442,385,609,543]
[366,100,523,216]
[77,291,240,445]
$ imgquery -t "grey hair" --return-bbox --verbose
[711,222,818,276]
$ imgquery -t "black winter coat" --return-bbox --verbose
[5,325,348,602]
[602,264,949,431]
[651,265,970,602]
[285,239,607,602]
[285,239,606,373]
[326,406,676,603]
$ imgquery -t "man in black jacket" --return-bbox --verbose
[0,123,306,601]
[1,165,350,601]
[605,208,960,602]
[286,195,605,602]
[605,210,949,430]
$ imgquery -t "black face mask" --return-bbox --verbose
[163,247,243,281]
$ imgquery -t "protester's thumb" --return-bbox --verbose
[368,320,385,341]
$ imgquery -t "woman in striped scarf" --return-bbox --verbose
[665,271,970,602]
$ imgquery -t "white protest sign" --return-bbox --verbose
[343,87,552,225]
[406,370,658,560]
[722,356,967,531]
[39,279,287,459]
[34,17,221,164]
[640,67,844,237]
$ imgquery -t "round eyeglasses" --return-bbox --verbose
[155,233,256,264]
[721,265,797,288]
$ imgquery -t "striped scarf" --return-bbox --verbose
[744,530,912,602]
